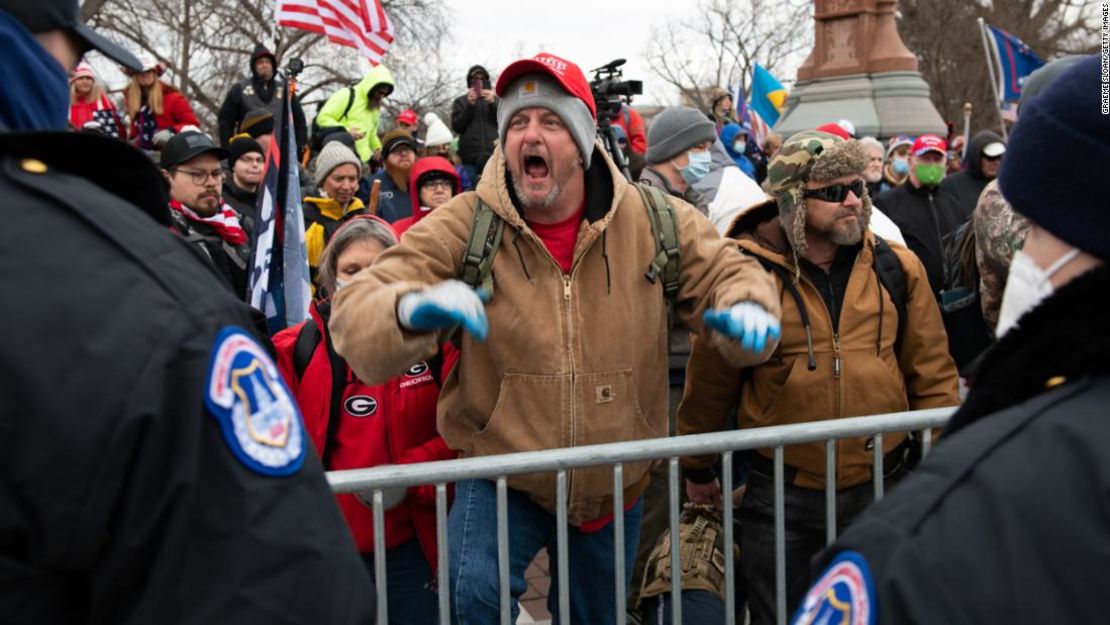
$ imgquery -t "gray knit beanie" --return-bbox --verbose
[314,141,362,187]
[645,106,718,164]
[497,73,597,169]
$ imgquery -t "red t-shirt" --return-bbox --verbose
[527,205,584,274]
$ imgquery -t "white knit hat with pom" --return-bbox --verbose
[423,112,453,148]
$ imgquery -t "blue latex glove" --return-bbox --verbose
[397,280,490,342]
[703,302,781,353]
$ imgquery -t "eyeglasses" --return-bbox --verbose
[803,180,865,203]
[420,179,454,191]
[175,168,224,185]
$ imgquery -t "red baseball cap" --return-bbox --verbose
[397,109,418,126]
[495,52,597,119]
[816,122,851,140]
[912,134,947,156]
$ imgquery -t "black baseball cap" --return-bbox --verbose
[381,129,417,156]
[160,131,229,169]
[0,0,141,71]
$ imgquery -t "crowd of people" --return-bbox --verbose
[5,1,1109,624]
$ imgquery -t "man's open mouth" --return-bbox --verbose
[524,155,549,181]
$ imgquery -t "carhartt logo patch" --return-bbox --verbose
[520,81,539,98]
[596,385,614,403]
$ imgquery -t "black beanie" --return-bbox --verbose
[228,137,264,166]
[999,55,1108,259]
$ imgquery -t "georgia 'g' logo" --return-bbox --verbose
[344,395,378,417]
[405,362,429,377]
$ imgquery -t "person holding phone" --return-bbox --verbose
[450,65,498,189]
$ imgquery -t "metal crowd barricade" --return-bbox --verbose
[328,407,954,625]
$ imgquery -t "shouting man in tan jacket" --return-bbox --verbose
[679,130,959,624]
[329,52,782,625]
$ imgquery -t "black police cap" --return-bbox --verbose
[0,0,141,71]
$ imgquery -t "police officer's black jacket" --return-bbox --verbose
[0,131,372,624]
[805,263,1110,624]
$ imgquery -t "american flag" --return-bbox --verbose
[276,0,394,65]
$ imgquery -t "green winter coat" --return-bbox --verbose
[315,64,395,162]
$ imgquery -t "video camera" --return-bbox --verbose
[590,59,642,181]
[589,59,643,122]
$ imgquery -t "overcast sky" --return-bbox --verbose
[440,0,786,106]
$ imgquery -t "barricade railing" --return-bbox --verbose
[327,407,955,625]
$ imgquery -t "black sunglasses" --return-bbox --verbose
[803,180,865,203]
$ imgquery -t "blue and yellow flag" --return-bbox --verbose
[750,64,788,127]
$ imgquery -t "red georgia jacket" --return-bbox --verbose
[273,301,457,569]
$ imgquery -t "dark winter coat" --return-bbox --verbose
[451,64,499,171]
[876,181,956,297]
[936,130,1004,225]
[800,264,1110,625]
[217,45,307,153]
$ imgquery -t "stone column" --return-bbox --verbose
[775,0,946,140]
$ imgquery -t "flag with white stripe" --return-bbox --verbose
[276,0,394,65]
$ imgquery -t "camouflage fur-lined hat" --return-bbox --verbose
[767,130,871,257]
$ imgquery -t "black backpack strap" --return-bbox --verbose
[872,237,908,356]
[746,251,817,371]
[291,316,348,468]
[634,182,681,310]
[428,344,446,388]
[459,198,504,296]
[293,319,321,381]
[340,85,356,121]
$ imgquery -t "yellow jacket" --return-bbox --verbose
[303,195,367,291]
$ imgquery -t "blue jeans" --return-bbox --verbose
[362,536,438,625]
[448,479,643,625]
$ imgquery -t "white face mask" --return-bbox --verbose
[995,248,1080,338]
[334,278,351,292]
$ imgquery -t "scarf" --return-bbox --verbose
[0,9,68,131]
[170,200,248,246]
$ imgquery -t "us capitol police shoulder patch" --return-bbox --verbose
[205,326,305,476]
[791,551,876,625]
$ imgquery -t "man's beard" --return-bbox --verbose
[511,159,580,211]
[863,170,882,184]
[811,206,867,246]
[512,176,564,210]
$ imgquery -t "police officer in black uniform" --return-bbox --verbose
[0,2,373,622]
[217,43,308,154]
[792,56,1108,625]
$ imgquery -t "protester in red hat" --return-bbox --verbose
[396,108,419,134]
[123,52,200,153]
[328,51,781,625]
[68,62,125,139]
[876,133,956,295]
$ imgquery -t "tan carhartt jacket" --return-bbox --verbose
[679,200,960,489]
[330,144,781,523]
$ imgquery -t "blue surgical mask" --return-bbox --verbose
[733,139,747,154]
[678,150,712,185]
[891,157,909,175]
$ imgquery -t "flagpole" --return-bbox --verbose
[977,17,1009,140]
[961,102,972,161]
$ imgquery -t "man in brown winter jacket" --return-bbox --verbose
[329,52,783,624]
[679,130,959,625]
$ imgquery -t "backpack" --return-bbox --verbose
[309,85,356,154]
[745,236,907,370]
[459,182,681,310]
[938,218,993,371]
